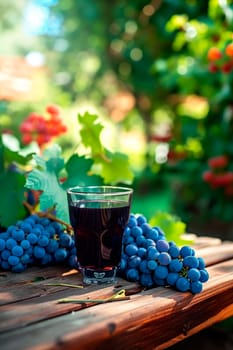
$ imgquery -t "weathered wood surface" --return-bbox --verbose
[0,236,233,350]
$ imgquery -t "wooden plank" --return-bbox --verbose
[0,259,232,350]
[0,241,232,332]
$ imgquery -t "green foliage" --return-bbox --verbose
[25,112,134,223]
[25,145,69,223]
[0,135,33,227]
[77,112,134,184]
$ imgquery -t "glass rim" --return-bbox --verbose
[66,185,133,196]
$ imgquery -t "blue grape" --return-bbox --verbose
[167,272,179,286]
[27,233,38,245]
[125,243,138,256]
[45,226,56,237]
[1,261,10,270]
[180,246,194,257]
[190,281,203,294]
[147,246,159,260]
[54,248,67,262]
[139,260,150,273]
[39,218,50,227]
[21,254,31,264]
[141,223,152,235]
[156,239,169,252]
[187,268,201,282]
[154,265,168,279]
[128,256,141,268]
[168,244,180,258]
[59,233,73,248]
[176,277,190,292]
[41,253,53,265]
[126,268,139,281]
[12,262,26,273]
[158,252,171,265]
[144,239,156,248]
[136,215,147,226]
[123,235,134,245]
[169,258,183,272]
[147,260,158,271]
[153,277,166,286]
[140,273,154,287]
[135,235,145,247]
[183,256,199,268]
[12,229,25,241]
[12,246,24,257]
[38,235,49,247]
[46,239,59,253]
[154,226,166,239]
[6,238,17,250]
[1,249,11,260]
[0,238,6,251]
[128,215,137,228]
[199,269,209,282]
[21,239,31,250]
[197,257,205,269]
[20,222,32,234]
[147,228,159,241]
[137,247,147,258]
[68,254,78,269]
[8,255,20,266]
[131,226,143,238]
[33,246,46,259]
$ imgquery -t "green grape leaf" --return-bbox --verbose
[149,211,192,246]
[25,146,69,223]
[0,170,27,227]
[63,154,102,188]
[91,150,134,185]
[78,112,104,155]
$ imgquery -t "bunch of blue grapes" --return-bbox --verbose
[120,214,209,294]
[0,214,78,273]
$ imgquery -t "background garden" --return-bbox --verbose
[1,0,233,241]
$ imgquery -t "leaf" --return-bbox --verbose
[25,146,69,223]
[0,170,27,227]
[78,112,104,155]
[91,151,134,185]
[63,154,102,188]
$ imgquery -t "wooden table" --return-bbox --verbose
[0,235,233,350]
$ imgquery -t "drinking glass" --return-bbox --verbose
[67,186,133,285]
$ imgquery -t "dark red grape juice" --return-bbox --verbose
[69,200,130,270]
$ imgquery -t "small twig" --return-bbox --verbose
[23,201,73,232]
[57,296,130,304]
[57,289,130,304]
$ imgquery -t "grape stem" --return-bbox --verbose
[23,201,73,232]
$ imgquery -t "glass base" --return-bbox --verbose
[81,267,118,285]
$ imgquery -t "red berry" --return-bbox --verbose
[208,155,229,169]
[207,47,222,61]
[208,63,219,73]
[202,170,214,183]
[46,105,60,116]
[222,62,232,74]
[225,43,233,57]
[22,134,33,145]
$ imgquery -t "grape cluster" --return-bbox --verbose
[20,105,67,147]
[207,44,233,73]
[0,215,78,273]
[120,214,209,294]
[202,155,233,197]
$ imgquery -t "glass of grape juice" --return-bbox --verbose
[67,186,133,285]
